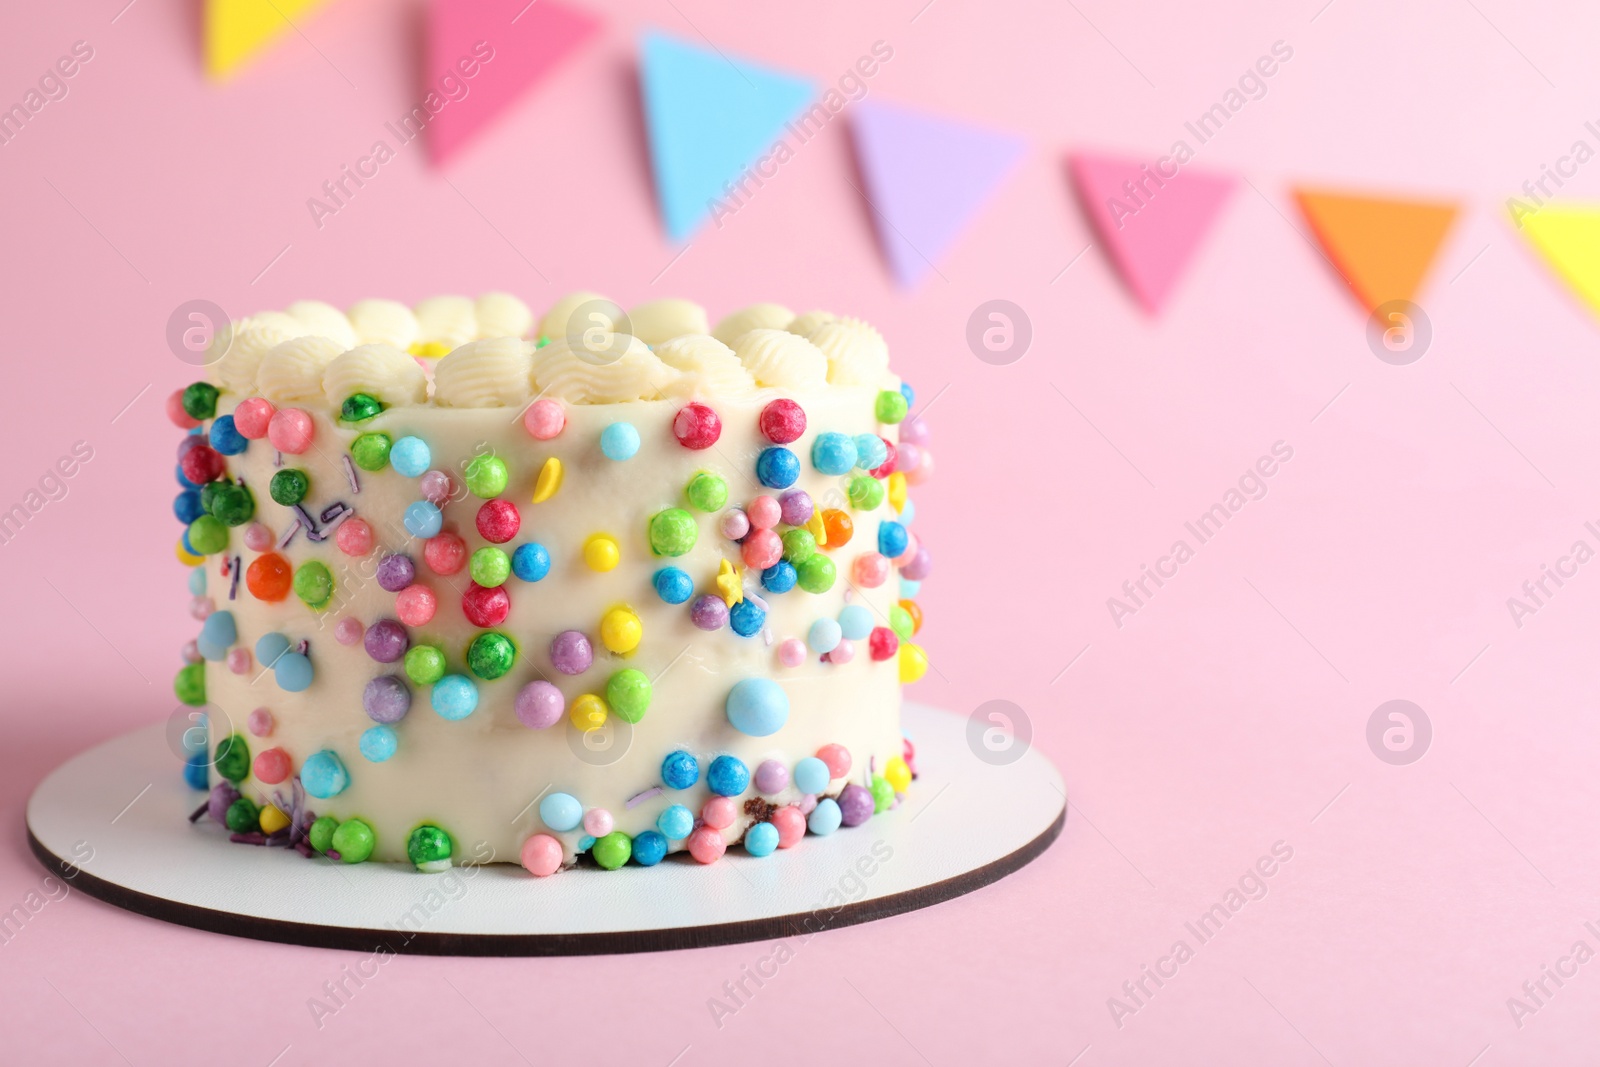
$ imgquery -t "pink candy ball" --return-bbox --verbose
[901,544,933,581]
[797,793,818,815]
[166,388,201,430]
[894,532,920,567]
[395,584,437,626]
[243,522,273,552]
[247,707,274,737]
[904,449,934,486]
[741,528,782,570]
[899,416,930,447]
[524,398,566,440]
[720,509,750,541]
[701,796,737,830]
[770,806,806,848]
[419,470,453,505]
[334,617,365,646]
[777,637,806,668]
[583,808,614,837]
[180,640,201,664]
[746,495,781,530]
[267,408,314,454]
[233,397,276,439]
[521,833,564,877]
[336,517,373,557]
[253,748,291,785]
[687,826,727,864]
[853,552,890,588]
[817,743,852,779]
[826,638,855,664]
[514,680,564,729]
[226,648,252,675]
[190,596,214,621]
[897,443,922,473]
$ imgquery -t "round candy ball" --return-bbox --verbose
[875,389,909,424]
[728,598,766,638]
[632,830,668,867]
[514,680,564,729]
[307,815,337,853]
[212,733,250,782]
[181,381,219,420]
[267,408,314,454]
[467,632,517,680]
[720,509,750,541]
[408,825,454,872]
[464,454,509,498]
[686,471,728,513]
[687,825,726,864]
[780,527,815,565]
[174,489,203,524]
[745,822,779,858]
[823,509,854,547]
[777,637,807,667]
[771,806,807,848]
[341,393,383,422]
[233,397,275,438]
[376,553,416,593]
[779,489,813,527]
[390,436,432,478]
[225,796,260,833]
[569,692,606,731]
[605,668,652,723]
[405,645,447,686]
[707,754,751,796]
[253,747,290,785]
[364,618,409,663]
[755,447,799,489]
[335,618,365,646]
[274,651,313,691]
[849,475,886,511]
[180,444,224,486]
[661,750,699,790]
[838,604,874,641]
[209,415,247,456]
[854,433,888,472]
[420,469,453,503]
[521,833,563,877]
[827,638,855,665]
[350,432,391,472]
[359,724,398,762]
[395,583,437,626]
[550,630,593,675]
[600,421,640,460]
[900,642,929,683]
[808,797,843,836]
[885,755,913,793]
[853,552,890,588]
[600,607,642,654]
[425,532,467,575]
[404,501,443,538]
[793,756,831,795]
[690,595,728,631]
[740,529,782,571]
[811,432,858,475]
[592,831,632,870]
[583,534,620,571]
[167,389,201,429]
[759,398,806,443]
[657,804,695,840]
[871,774,895,813]
[363,675,412,723]
[653,566,694,604]
[901,544,933,581]
[461,582,510,627]
[301,750,350,798]
[476,499,521,544]
[673,402,721,449]
[524,398,565,440]
[331,819,376,864]
[431,674,479,720]
[512,542,551,582]
[878,520,910,559]
[761,561,797,594]
[336,516,372,556]
[187,515,228,556]
[648,508,697,557]
[584,808,614,837]
[869,626,900,661]
[246,553,292,601]
[754,759,789,794]
[540,792,583,832]
[470,546,511,587]
[796,554,836,594]
[838,783,874,826]
[247,707,274,737]
[701,796,737,830]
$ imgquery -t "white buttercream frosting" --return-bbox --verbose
[348,299,421,350]
[287,300,357,350]
[655,334,757,399]
[786,309,837,337]
[413,295,477,354]
[432,337,535,408]
[537,291,614,342]
[475,292,533,339]
[712,303,795,347]
[733,328,830,390]
[254,336,345,406]
[322,343,429,408]
[809,317,892,387]
[215,312,303,393]
[628,298,709,346]
[532,334,681,403]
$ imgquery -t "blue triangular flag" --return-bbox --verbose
[850,99,1027,287]
[639,30,816,241]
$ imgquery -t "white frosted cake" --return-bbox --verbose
[170,293,932,874]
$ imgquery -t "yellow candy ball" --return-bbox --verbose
[176,539,204,566]
[887,471,908,513]
[258,804,291,835]
[600,607,642,654]
[899,642,928,684]
[569,693,608,731]
[885,756,912,793]
[584,534,620,572]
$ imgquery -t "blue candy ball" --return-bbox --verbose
[255,631,290,667]
[900,578,922,598]
[854,433,887,472]
[432,674,479,720]
[726,677,789,737]
[632,830,668,866]
[900,381,915,407]
[657,804,694,840]
[390,436,432,478]
[807,618,842,654]
[577,835,595,852]
[359,724,398,762]
[755,447,799,489]
[301,750,349,798]
[201,609,237,648]
[707,755,750,796]
[197,634,226,662]
[174,490,204,524]
[900,499,916,526]
[600,421,641,461]
[728,598,766,638]
[512,542,552,582]
[760,561,797,594]
[810,432,858,475]
[661,750,699,790]
[540,792,583,832]
[404,501,443,539]
[878,520,909,558]
[274,651,313,692]
[793,756,831,794]
[209,415,248,456]
[187,566,207,596]
[176,463,199,490]
[808,797,843,836]
[653,566,694,604]
[745,822,779,857]
[183,749,209,790]
[838,604,873,641]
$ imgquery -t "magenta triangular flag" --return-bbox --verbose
[1067,153,1236,314]
[426,0,602,165]
[851,99,1026,288]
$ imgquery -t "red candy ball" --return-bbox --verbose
[233,397,276,439]
[759,398,806,444]
[462,582,510,627]
[180,443,225,484]
[476,499,521,544]
[424,531,467,576]
[166,388,201,430]
[673,403,722,449]
[870,438,897,478]
[253,748,291,784]
[246,552,292,601]
[335,517,373,557]
[869,626,899,661]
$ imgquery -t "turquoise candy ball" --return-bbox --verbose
[838,604,873,641]
[359,724,397,762]
[808,797,843,836]
[301,750,350,798]
[600,421,641,460]
[811,432,858,475]
[657,804,694,840]
[390,436,432,478]
[432,674,479,720]
[255,631,290,667]
[404,501,443,538]
[745,822,779,857]
[540,792,583,832]
[793,756,831,795]
[854,434,888,472]
[725,677,789,737]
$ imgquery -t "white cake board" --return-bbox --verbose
[27,703,1064,956]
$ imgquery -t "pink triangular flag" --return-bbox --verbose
[1067,153,1236,314]
[425,0,602,165]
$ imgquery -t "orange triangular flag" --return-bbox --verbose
[1294,190,1458,312]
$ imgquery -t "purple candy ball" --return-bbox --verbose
[208,782,240,825]
[364,618,410,663]
[778,489,813,527]
[514,680,565,729]
[838,783,874,827]
[900,545,933,581]
[899,416,930,447]
[363,674,412,723]
[549,630,593,675]
[721,508,750,541]
[690,595,728,631]
[376,553,416,593]
[754,759,789,795]
[897,443,921,473]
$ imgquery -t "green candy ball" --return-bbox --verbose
[341,393,384,422]
[350,433,392,472]
[174,662,206,706]
[889,605,914,641]
[405,645,447,686]
[648,508,697,557]
[186,514,228,556]
[331,818,376,863]
[605,668,652,724]
[224,796,260,833]
[781,527,816,565]
[469,546,511,587]
[294,560,334,609]
[198,481,224,514]
[464,454,509,498]
[407,824,454,872]
[208,483,255,527]
[467,632,516,680]
[213,733,251,782]
[871,774,894,813]
[269,468,309,506]
[181,381,219,420]
[685,471,728,513]
[308,815,339,853]
[592,831,632,870]
[796,553,836,594]
[874,389,908,424]
[848,475,885,512]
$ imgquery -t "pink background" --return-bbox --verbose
[3,0,1599,1062]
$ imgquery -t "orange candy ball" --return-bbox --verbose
[899,598,923,635]
[246,552,293,601]
[821,508,853,548]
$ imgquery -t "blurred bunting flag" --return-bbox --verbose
[1295,190,1457,312]
[205,0,329,80]
[851,100,1026,288]
[1516,206,1600,318]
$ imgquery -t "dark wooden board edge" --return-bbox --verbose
[28,800,1064,957]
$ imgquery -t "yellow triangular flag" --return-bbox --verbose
[1518,205,1600,318]
[205,0,328,80]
